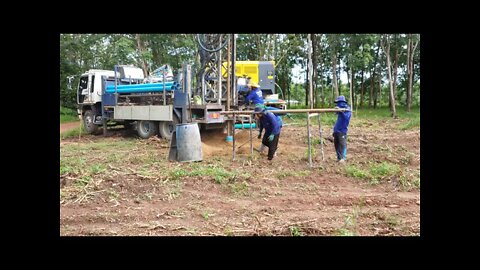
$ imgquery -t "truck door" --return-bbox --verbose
[78,74,95,104]
[78,75,89,104]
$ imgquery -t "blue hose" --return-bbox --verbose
[234,123,256,129]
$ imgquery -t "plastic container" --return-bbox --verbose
[175,123,203,162]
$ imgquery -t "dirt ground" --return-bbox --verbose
[60,117,420,236]
[60,121,80,134]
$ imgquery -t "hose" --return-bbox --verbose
[196,34,229,53]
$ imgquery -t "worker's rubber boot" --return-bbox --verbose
[258,144,266,154]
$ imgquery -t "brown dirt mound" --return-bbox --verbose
[201,129,259,157]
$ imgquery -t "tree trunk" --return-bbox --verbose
[135,34,149,77]
[392,34,399,108]
[332,52,339,99]
[319,62,325,107]
[375,68,381,109]
[307,34,314,109]
[312,34,318,108]
[287,81,291,107]
[370,72,375,108]
[369,41,381,108]
[360,69,365,108]
[407,34,419,112]
[305,63,309,107]
[256,35,262,60]
[318,35,325,107]
[381,36,397,118]
[348,67,354,112]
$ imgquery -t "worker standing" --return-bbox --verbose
[245,82,264,107]
[333,95,352,163]
[254,106,281,160]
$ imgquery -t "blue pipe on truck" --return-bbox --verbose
[105,82,175,93]
[108,82,174,89]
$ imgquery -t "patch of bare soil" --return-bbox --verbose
[60,119,420,236]
[60,122,80,134]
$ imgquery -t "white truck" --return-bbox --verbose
[75,64,225,139]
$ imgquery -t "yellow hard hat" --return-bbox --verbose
[248,81,260,88]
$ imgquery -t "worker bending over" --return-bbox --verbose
[254,106,282,160]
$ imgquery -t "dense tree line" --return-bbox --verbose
[60,34,420,116]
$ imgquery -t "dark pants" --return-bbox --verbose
[262,132,280,160]
[333,132,347,160]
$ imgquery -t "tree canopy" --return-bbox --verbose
[60,34,420,115]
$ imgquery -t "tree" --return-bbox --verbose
[406,34,419,111]
[307,34,314,109]
[380,35,397,118]
[369,40,381,108]
[327,34,340,100]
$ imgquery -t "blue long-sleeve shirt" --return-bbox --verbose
[333,102,351,134]
[259,111,281,136]
[245,88,264,105]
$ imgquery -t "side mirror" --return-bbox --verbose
[67,76,74,90]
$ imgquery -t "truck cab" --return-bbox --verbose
[76,66,147,135]
[77,69,117,134]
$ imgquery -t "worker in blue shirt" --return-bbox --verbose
[333,95,352,162]
[245,81,264,107]
[254,106,281,160]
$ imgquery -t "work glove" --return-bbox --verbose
[257,133,262,139]
[268,134,274,142]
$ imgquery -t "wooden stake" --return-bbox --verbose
[307,112,312,167]
[318,114,324,161]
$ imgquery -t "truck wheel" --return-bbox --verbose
[137,120,158,139]
[83,110,99,134]
[159,115,179,140]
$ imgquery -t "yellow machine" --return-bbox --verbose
[223,61,276,95]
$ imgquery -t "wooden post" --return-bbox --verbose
[163,71,166,106]
[103,120,107,136]
[226,38,232,140]
[78,115,82,140]
[317,114,324,161]
[217,36,222,105]
[249,115,253,155]
[307,112,312,167]
[232,114,236,161]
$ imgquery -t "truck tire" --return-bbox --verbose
[137,120,158,139]
[159,114,179,140]
[83,110,99,134]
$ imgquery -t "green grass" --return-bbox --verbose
[285,113,337,126]
[165,163,250,184]
[400,117,420,130]
[355,106,420,120]
[398,168,420,190]
[61,126,84,139]
[201,211,210,221]
[344,161,420,190]
[289,226,304,236]
[61,139,138,152]
[345,161,401,185]
[60,156,86,175]
[283,106,420,129]
[335,206,361,236]
[60,106,79,123]
[229,181,249,196]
